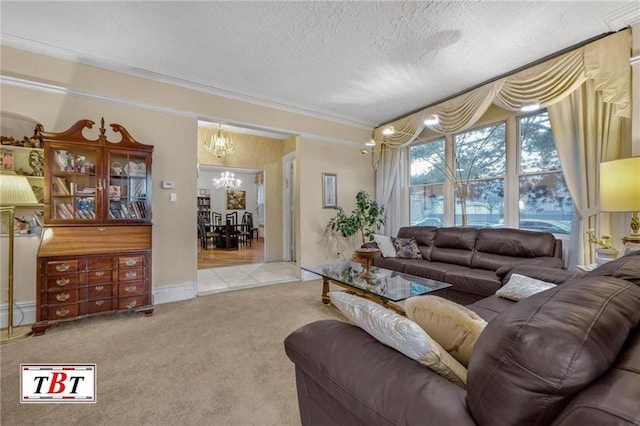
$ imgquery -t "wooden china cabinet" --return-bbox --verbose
[32,118,154,335]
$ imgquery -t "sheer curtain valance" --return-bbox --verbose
[372,29,631,168]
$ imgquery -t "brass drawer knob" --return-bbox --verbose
[126,300,137,309]
[95,300,104,306]
[95,271,105,277]
[56,308,70,317]
[125,271,137,279]
[56,278,70,286]
[125,285,137,293]
[125,258,137,266]
[56,263,70,272]
[56,293,70,302]
[95,285,104,292]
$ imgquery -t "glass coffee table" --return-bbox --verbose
[302,261,452,314]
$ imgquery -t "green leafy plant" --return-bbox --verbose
[327,191,386,245]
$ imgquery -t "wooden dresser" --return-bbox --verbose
[33,226,152,335]
[33,118,154,335]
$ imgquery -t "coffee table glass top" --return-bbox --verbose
[303,261,451,302]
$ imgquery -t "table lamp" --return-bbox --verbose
[1,173,39,343]
[599,157,640,244]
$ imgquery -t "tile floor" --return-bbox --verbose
[197,261,299,296]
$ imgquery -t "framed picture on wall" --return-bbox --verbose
[322,172,337,209]
[227,190,246,210]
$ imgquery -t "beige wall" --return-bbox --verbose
[298,138,375,268]
[1,46,373,305]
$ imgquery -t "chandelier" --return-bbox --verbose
[213,171,242,190]
[204,124,234,158]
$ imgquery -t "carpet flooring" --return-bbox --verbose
[0,280,343,425]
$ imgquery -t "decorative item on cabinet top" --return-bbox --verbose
[37,118,154,225]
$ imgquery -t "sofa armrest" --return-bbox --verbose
[499,265,585,285]
[284,320,476,426]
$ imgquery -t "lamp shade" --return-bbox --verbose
[0,174,39,206]
[599,157,640,212]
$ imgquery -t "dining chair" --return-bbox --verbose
[239,212,252,247]
[197,215,219,249]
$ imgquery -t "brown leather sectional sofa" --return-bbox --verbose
[284,251,640,425]
[370,226,565,305]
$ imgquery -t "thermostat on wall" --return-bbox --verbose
[161,180,175,189]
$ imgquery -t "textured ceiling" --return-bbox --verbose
[1,1,638,129]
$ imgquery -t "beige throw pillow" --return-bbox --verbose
[496,273,557,301]
[329,291,467,387]
[404,295,487,367]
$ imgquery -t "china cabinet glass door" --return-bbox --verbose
[106,150,150,222]
[49,144,100,222]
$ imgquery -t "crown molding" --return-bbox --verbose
[0,34,374,130]
[597,3,640,32]
[1,75,365,148]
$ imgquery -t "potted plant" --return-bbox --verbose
[327,191,386,246]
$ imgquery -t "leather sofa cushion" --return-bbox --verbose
[467,276,640,426]
[467,294,515,322]
[553,331,640,424]
[372,257,411,272]
[474,228,556,257]
[585,249,640,285]
[430,228,476,266]
[443,269,502,297]
[404,261,470,282]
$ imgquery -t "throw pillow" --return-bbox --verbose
[392,237,422,259]
[404,295,487,367]
[329,291,467,387]
[496,273,556,301]
[373,234,396,258]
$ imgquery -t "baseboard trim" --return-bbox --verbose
[0,282,198,327]
[152,281,198,305]
[0,301,36,328]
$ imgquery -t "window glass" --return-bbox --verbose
[409,138,445,185]
[518,111,573,234]
[409,184,443,227]
[454,123,506,227]
[454,123,506,180]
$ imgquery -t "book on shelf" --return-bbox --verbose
[53,177,70,195]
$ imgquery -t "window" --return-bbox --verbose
[407,110,573,235]
[453,123,506,227]
[518,111,573,234]
[409,138,445,226]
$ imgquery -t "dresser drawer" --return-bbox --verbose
[45,303,80,320]
[46,274,82,289]
[119,256,144,268]
[88,298,114,314]
[88,284,114,300]
[118,280,145,297]
[118,295,146,310]
[87,257,116,271]
[119,268,143,281]
[88,269,114,284]
[45,260,80,275]
[45,289,79,305]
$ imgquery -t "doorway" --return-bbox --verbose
[283,152,296,262]
[197,164,264,269]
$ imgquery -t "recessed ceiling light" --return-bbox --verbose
[520,103,541,112]
[382,126,395,135]
[423,115,439,126]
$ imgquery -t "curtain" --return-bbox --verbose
[373,29,631,267]
[375,145,404,236]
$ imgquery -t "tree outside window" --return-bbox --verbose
[518,111,573,234]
